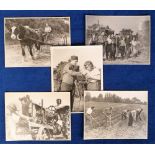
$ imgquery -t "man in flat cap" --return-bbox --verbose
[61,55,82,111]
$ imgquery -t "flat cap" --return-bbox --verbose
[71,55,78,61]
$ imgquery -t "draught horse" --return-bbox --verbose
[10,25,45,61]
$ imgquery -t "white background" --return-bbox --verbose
[0,0,155,154]
[0,0,155,10]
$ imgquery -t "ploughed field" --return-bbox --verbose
[84,101,147,139]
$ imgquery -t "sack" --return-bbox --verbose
[53,61,68,91]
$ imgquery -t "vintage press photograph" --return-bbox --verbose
[86,15,150,64]
[51,46,103,112]
[5,92,71,141]
[84,91,148,139]
[5,17,71,67]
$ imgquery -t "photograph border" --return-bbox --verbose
[83,90,148,140]
[4,16,71,68]
[85,15,151,65]
[51,45,104,113]
[5,92,72,141]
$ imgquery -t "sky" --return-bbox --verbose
[86,15,150,34]
[5,92,70,109]
[51,46,103,69]
[85,91,148,102]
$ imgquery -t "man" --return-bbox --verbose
[128,110,134,127]
[121,109,129,120]
[136,108,143,121]
[60,56,82,111]
[86,106,95,118]
[56,99,62,108]
[119,37,126,59]
[110,34,117,60]
[115,34,120,57]
[44,23,52,41]
[105,35,112,60]
[125,35,132,58]
[86,106,95,127]
[103,106,113,128]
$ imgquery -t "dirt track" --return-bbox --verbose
[5,44,51,67]
[103,47,150,65]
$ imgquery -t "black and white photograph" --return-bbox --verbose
[5,17,71,67]
[5,92,71,141]
[84,91,148,139]
[51,46,103,112]
[86,15,150,64]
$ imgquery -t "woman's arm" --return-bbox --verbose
[86,69,101,80]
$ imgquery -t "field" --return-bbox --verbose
[84,101,148,139]
[103,46,150,65]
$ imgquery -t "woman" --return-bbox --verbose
[131,37,138,57]
[83,61,101,90]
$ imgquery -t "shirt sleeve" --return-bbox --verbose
[86,108,92,115]
[63,64,81,76]
[86,68,101,80]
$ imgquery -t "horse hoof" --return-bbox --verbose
[23,58,28,62]
[32,56,35,60]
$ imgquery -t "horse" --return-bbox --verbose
[10,25,45,61]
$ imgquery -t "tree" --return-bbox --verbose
[92,97,97,102]
[85,92,91,102]
[131,97,142,104]
[120,29,133,37]
[97,93,104,102]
